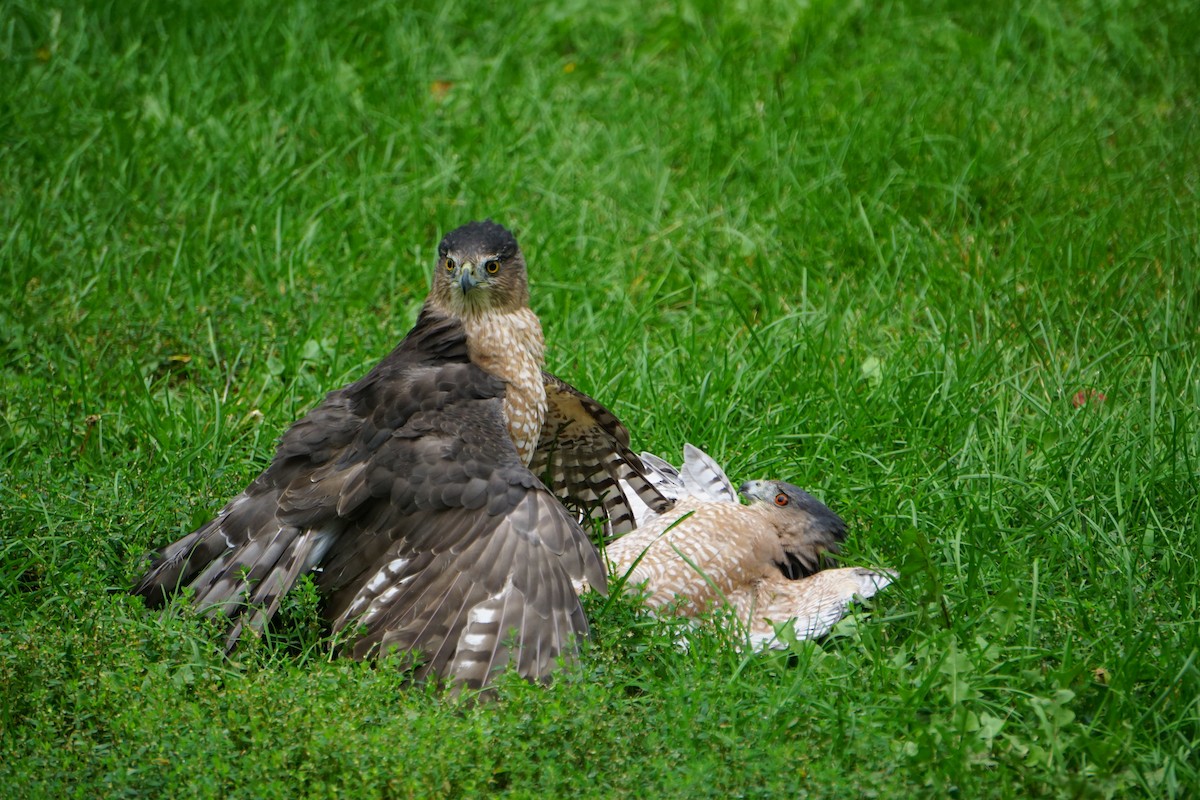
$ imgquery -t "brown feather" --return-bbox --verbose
[132,221,623,691]
[531,372,670,537]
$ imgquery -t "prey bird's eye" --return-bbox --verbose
[485,259,499,275]
[445,258,455,272]
[774,493,789,507]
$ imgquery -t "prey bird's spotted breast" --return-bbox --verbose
[605,496,786,615]
[600,445,896,648]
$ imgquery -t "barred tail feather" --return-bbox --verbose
[679,444,737,503]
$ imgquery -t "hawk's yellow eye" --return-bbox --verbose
[445,259,454,272]
[485,260,499,274]
[774,493,789,507]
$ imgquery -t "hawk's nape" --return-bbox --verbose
[132,221,637,691]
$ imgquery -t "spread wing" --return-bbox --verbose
[324,494,594,686]
[738,567,898,648]
[530,371,671,538]
[133,309,607,690]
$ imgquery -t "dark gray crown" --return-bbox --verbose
[438,220,519,260]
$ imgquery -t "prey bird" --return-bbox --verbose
[603,444,895,647]
[133,220,668,690]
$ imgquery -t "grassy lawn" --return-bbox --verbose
[2,0,1197,796]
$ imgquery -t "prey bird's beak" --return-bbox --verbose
[458,263,479,293]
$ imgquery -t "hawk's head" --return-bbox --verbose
[429,220,529,317]
[739,480,847,579]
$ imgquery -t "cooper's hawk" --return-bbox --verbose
[602,444,895,647]
[133,220,667,690]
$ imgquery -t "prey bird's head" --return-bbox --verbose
[739,479,847,579]
[429,220,529,317]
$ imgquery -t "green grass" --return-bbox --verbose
[2,0,1198,796]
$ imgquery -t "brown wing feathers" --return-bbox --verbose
[337,494,596,685]
[531,372,670,538]
[134,305,605,688]
[131,307,469,616]
[132,221,663,690]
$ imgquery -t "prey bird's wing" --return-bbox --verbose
[742,567,898,649]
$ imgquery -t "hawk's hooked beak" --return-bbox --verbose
[458,263,479,294]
